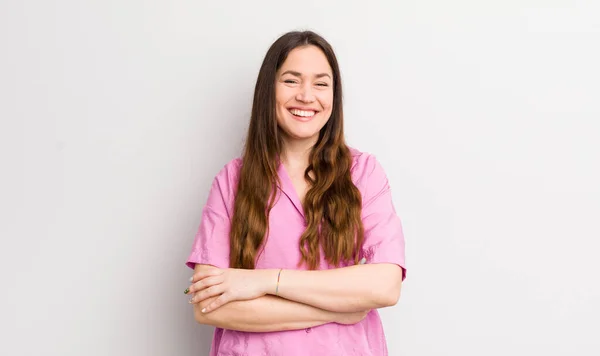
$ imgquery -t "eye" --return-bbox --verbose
[284,79,298,84]
[316,83,329,87]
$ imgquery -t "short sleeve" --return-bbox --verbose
[186,161,240,270]
[359,155,407,280]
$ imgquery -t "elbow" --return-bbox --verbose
[193,305,212,325]
[193,299,217,326]
[380,284,401,307]
[376,267,403,308]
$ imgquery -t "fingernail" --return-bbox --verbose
[188,298,193,304]
[184,288,189,295]
[201,308,206,313]
[189,276,193,282]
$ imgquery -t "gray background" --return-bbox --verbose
[1,0,599,355]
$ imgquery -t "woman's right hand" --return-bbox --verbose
[334,310,370,325]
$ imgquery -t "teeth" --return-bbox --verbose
[289,109,316,117]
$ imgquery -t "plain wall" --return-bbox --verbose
[1,0,599,355]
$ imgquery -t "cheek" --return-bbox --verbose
[276,85,295,104]
[275,91,287,119]
[320,92,334,111]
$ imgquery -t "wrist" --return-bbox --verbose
[261,269,282,296]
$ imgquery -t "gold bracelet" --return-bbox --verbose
[275,269,283,295]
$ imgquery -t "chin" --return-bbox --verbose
[283,128,321,142]
[290,132,320,141]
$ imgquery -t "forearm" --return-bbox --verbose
[270,264,403,313]
[193,295,337,332]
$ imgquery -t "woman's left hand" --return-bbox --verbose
[186,266,276,313]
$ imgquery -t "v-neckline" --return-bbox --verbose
[277,163,305,218]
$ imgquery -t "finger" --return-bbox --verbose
[189,285,223,304]
[191,267,224,283]
[202,293,232,313]
[188,275,224,294]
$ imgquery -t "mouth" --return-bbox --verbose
[287,108,318,121]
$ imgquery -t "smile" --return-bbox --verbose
[288,108,317,121]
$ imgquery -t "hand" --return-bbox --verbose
[186,266,275,313]
[335,310,371,325]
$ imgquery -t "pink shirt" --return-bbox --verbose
[186,148,406,356]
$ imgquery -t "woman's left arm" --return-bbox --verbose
[270,263,403,312]
[272,155,405,312]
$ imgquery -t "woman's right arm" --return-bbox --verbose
[192,294,367,332]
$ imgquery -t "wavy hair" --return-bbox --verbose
[229,31,364,270]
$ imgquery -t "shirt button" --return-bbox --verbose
[305,328,312,333]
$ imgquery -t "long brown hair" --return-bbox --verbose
[229,31,364,270]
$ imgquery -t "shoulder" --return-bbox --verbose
[349,147,386,182]
[213,157,243,184]
[206,157,243,217]
[348,147,391,199]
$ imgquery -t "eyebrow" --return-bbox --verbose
[280,70,332,79]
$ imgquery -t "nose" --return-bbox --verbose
[295,83,316,103]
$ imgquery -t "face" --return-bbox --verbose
[275,45,334,146]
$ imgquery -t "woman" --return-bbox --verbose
[184,30,406,356]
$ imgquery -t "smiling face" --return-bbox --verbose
[275,45,334,147]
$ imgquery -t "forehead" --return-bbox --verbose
[279,45,333,76]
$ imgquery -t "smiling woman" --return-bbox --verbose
[275,47,333,140]
[184,30,407,356]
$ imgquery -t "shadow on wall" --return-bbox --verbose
[188,321,215,355]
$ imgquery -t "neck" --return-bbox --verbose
[280,135,317,169]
